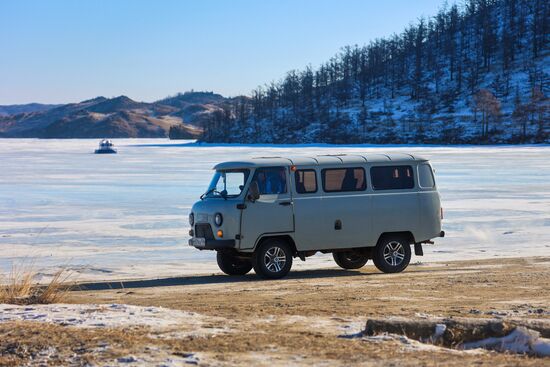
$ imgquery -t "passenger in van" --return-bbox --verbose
[255,168,286,195]
[295,179,306,193]
[341,169,358,191]
[265,169,286,194]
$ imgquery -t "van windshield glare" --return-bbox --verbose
[204,169,250,198]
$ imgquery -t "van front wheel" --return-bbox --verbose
[216,251,253,276]
[253,239,293,279]
[333,251,368,269]
[373,235,411,273]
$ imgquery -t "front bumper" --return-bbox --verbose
[189,237,235,250]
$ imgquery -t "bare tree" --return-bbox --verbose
[474,89,501,138]
[530,86,549,141]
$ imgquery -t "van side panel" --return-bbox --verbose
[294,194,375,251]
[418,191,442,241]
[370,191,421,243]
[303,194,373,251]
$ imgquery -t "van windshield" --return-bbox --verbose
[203,169,250,199]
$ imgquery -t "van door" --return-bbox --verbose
[239,167,294,250]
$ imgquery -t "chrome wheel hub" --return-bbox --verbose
[383,241,405,266]
[264,246,286,273]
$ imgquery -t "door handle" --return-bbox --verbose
[279,201,293,206]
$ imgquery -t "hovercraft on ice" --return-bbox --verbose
[94,139,117,154]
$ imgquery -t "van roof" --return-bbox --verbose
[214,153,429,170]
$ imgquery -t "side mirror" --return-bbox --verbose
[247,181,260,202]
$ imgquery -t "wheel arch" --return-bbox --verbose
[255,234,297,255]
[377,231,415,246]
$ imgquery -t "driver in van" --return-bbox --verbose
[268,169,287,194]
[256,171,267,193]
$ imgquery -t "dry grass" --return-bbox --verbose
[0,321,152,367]
[0,266,72,305]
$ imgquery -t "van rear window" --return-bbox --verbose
[418,164,435,188]
[295,169,317,193]
[322,168,366,192]
[371,166,414,190]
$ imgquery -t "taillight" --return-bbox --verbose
[440,207,444,220]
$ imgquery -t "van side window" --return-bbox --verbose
[371,165,414,190]
[295,169,317,193]
[252,167,287,195]
[418,164,435,188]
[322,168,366,192]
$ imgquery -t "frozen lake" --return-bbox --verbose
[1,139,549,281]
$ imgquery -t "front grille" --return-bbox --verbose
[195,223,214,240]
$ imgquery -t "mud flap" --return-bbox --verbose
[414,243,424,256]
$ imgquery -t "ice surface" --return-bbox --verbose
[0,139,549,281]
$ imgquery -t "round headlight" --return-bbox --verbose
[189,212,194,226]
[214,213,223,227]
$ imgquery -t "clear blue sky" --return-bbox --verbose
[1,0,449,104]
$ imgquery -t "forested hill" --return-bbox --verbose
[202,0,549,144]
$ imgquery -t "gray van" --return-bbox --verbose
[189,154,444,279]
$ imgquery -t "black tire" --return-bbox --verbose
[253,239,293,279]
[216,251,253,276]
[372,235,411,273]
[333,251,368,269]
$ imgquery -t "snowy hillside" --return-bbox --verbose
[201,0,549,144]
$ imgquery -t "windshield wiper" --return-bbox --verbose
[200,188,215,200]
[200,188,224,200]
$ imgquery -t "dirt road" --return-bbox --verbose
[1,256,549,366]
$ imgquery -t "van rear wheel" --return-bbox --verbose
[216,251,253,276]
[373,235,411,273]
[253,239,293,279]
[333,251,368,269]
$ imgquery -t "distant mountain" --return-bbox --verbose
[86,96,145,114]
[0,92,227,138]
[157,91,228,128]
[157,91,226,107]
[0,103,60,116]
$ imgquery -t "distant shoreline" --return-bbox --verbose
[1,137,549,148]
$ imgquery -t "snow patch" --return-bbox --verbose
[0,303,231,336]
[462,326,550,357]
[364,334,484,355]
[434,323,447,339]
